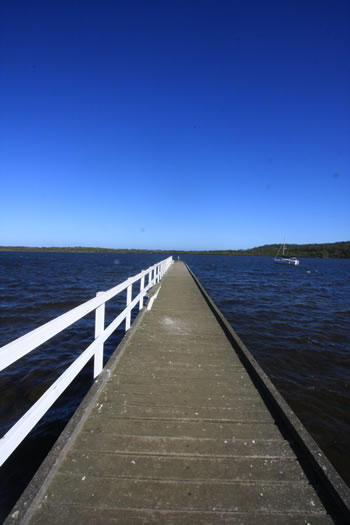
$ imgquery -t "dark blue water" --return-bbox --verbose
[0,252,349,521]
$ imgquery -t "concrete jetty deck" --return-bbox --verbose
[7,261,350,524]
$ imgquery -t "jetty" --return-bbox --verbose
[2,260,350,524]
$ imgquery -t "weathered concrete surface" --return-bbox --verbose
[22,262,334,523]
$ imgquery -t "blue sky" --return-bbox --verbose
[1,1,349,250]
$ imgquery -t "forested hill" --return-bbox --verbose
[1,241,350,258]
[211,241,350,258]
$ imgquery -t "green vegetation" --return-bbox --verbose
[1,242,350,258]
[212,241,350,258]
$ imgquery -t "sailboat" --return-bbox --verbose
[274,243,299,265]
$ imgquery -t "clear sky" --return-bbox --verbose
[1,1,349,250]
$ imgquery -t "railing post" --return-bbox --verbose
[94,292,105,379]
[0,256,175,467]
[125,281,132,330]
[139,273,145,310]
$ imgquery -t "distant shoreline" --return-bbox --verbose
[1,242,349,258]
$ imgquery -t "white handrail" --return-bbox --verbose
[0,256,173,466]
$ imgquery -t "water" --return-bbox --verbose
[0,252,349,520]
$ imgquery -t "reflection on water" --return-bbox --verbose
[0,251,349,520]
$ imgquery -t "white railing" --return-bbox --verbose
[0,256,173,466]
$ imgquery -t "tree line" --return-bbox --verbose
[1,241,349,258]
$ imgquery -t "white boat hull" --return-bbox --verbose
[274,257,299,265]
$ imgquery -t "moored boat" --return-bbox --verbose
[274,243,299,265]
